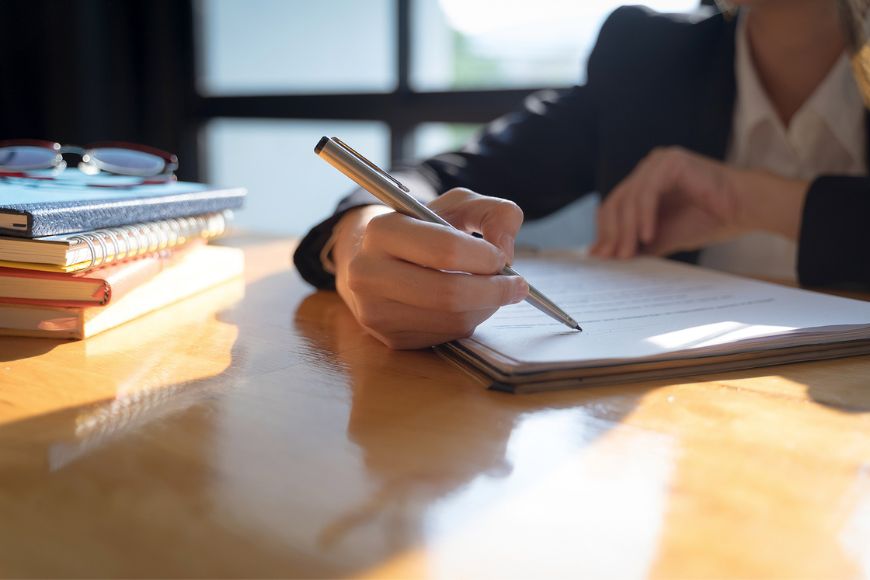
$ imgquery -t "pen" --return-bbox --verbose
[315,136,582,332]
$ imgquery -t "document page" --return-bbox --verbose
[466,255,870,370]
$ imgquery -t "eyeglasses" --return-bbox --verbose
[0,139,178,186]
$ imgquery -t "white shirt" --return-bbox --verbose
[698,12,867,282]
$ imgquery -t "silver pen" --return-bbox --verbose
[315,136,581,331]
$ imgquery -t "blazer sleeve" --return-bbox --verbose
[292,9,637,289]
[798,176,870,288]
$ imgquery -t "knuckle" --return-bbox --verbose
[345,257,371,294]
[495,198,524,223]
[441,187,474,203]
[647,147,665,162]
[650,146,678,163]
[667,151,688,174]
[362,213,391,244]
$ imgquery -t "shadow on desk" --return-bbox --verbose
[804,372,870,413]
[0,337,67,362]
[1,239,869,577]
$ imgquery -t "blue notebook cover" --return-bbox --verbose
[0,173,246,238]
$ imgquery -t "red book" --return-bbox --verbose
[0,252,178,307]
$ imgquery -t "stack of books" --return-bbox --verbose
[0,176,246,339]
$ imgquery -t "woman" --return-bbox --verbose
[295,0,869,349]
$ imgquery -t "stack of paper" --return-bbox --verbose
[443,254,870,393]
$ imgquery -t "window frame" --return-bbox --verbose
[192,0,555,177]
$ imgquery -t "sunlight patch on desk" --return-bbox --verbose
[405,410,676,579]
[840,463,870,578]
[0,280,242,429]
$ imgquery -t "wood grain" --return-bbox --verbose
[1,236,869,578]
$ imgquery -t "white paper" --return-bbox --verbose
[466,256,870,370]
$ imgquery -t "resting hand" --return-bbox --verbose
[331,188,529,349]
[590,147,808,259]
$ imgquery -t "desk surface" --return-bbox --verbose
[2,237,870,578]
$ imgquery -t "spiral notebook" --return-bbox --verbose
[0,211,230,273]
[0,173,245,238]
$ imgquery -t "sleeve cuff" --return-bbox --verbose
[797,175,870,288]
[292,195,381,290]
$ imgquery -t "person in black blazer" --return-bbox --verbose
[294,1,869,349]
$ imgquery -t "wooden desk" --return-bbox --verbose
[2,237,870,578]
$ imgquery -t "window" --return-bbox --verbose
[412,0,698,90]
[197,0,396,95]
[205,119,389,235]
[195,0,700,237]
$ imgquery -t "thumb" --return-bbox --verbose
[430,188,524,264]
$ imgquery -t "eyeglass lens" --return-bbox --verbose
[0,146,61,170]
[88,148,166,177]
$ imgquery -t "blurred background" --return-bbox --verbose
[0,0,702,245]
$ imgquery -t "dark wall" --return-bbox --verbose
[0,0,199,180]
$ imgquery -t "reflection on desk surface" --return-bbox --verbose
[1,237,870,578]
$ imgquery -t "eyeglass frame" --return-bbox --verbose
[0,139,179,183]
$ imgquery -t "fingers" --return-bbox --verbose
[355,300,497,343]
[593,164,651,259]
[365,329,475,350]
[617,152,674,256]
[592,147,684,259]
[335,189,532,350]
[430,188,524,264]
[364,212,506,274]
[347,252,528,312]
[616,193,639,259]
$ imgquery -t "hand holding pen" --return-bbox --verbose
[316,136,580,350]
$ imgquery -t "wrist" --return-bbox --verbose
[732,169,809,240]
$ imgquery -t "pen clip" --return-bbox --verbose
[331,137,410,193]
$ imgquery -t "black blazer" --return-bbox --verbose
[295,6,870,290]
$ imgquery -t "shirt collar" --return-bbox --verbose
[733,11,865,164]
[803,50,865,160]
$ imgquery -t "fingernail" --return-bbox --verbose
[497,233,515,263]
